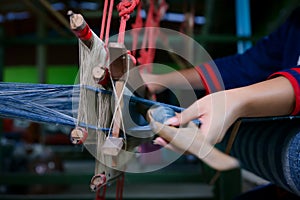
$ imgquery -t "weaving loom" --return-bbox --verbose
[2,81,300,197]
[66,1,177,198]
[67,2,156,196]
[1,1,300,199]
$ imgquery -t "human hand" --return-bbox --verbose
[148,91,241,170]
[148,76,296,171]
[148,110,239,171]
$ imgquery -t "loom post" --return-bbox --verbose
[101,43,129,157]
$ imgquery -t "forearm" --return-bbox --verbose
[173,68,204,90]
[229,76,295,119]
[142,68,204,94]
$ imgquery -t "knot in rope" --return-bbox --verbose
[117,0,140,20]
[117,0,140,44]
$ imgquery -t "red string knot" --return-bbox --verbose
[117,0,140,20]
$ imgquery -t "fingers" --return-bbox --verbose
[153,137,185,153]
[199,145,240,171]
[149,108,239,171]
[150,119,179,142]
[165,101,202,126]
[153,137,168,146]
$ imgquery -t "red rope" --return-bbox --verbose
[116,0,140,44]
[137,0,168,71]
[100,0,108,40]
[95,185,107,200]
[100,0,114,46]
[116,173,125,200]
[105,0,114,45]
[130,1,143,56]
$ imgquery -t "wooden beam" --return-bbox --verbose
[21,0,69,37]
[39,0,70,30]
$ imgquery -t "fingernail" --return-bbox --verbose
[153,138,164,146]
[153,139,159,145]
[164,117,179,125]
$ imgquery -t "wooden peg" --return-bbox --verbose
[70,127,88,145]
[68,10,93,49]
[92,66,105,81]
[90,173,107,191]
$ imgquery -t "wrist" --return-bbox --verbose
[225,88,249,120]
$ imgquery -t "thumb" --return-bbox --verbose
[149,118,178,142]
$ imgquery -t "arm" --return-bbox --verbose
[149,70,299,170]
[162,75,296,145]
[143,8,299,94]
[197,8,300,91]
[141,68,204,94]
[142,23,288,95]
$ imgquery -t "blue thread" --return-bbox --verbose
[0,82,189,131]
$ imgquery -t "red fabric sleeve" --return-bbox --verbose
[269,68,300,115]
[195,62,225,94]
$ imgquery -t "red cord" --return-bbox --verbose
[116,173,125,200]
[138,0,168,71]
[100,0,114,46]
[116,0,140,44]
[105,0,114,46]
[95,185,107,200]
[100,0,108,40]
[131,1,143,56]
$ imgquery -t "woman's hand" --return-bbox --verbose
[149,76,295,170]
[148,93,241,170]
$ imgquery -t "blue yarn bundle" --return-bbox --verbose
[0,82,184,130]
